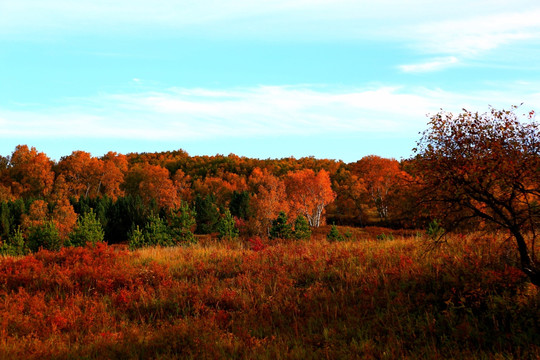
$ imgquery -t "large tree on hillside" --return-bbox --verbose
[412,106,540,285]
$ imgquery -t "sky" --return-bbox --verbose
[1,0,540,163]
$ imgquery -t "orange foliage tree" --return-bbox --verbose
[351,156,407,221]
[123,163,179,210]
[7,145,55,199]
[285,169,335,227]
[57,151,103,199]
[412,106,540,286]
[100,152,127,200]
[249,168,289,236]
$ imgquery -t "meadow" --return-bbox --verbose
[1,227,539,359]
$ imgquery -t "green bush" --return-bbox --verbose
[0,226,28,256]
[270,211,293,240]
[128,225,145,250]
[217,209,239,240]
[27,221,62,252]
[67,209,104,247]
[168,203,196,245]
[327,224,344,242]
[376,233,394,241]
[293,214,311,240]
[143,213,173,247]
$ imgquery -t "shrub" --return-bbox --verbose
[217,209,239,240]
[426,219,444,240]
[128,225,145,250]
[143,213,173,247]
[270,211,293,239]
[67,209,104,247]
[376,233,394,241]
[327,224,344,242]
[0,226,28,256]
[293,214,311,240]
[27,221,62,252]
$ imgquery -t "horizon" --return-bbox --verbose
[2,1,540,162]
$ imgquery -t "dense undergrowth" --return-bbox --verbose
[0,230,539,359]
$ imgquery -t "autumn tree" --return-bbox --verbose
[351,155,406,222]
[285,169,336,227]
[7,145,55,199]
[412,106,540,285]
[248,168,289,236]
[50,198,78,240]
[100,152,127,200]
[123,163,179,209]
[332,169,367,225]
[57,151,103,199]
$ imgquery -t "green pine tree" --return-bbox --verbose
[217,209,239,240]
[67,209,105,247]
[143,213,173,247]
[168,202,197,245]
[293,214,312,240]
[327,224,345,242]
[28,221,62,252]
[0,226,28,256]
[270,211,293,240]
[128,225,145,250]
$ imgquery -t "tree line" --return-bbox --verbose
[1,106,539,285]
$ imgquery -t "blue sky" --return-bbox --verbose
[1,0,540,163]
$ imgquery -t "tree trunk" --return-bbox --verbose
[511,228,540,286]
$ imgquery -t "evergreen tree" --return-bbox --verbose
[194,194,220,234]
[143,213,173,247]
[327,224,344,242]
[269,211,293,240]
[168,202,196,245]
[229,191,251,220]
[105,195,148,243]
[0,202,11,239]
[0,226,28,256]
[67,209,105,247]
[128,225,145,250]
[217,209,239,240]
[8,199,25,230]
[27,221,62,252]
[293,214,312,240]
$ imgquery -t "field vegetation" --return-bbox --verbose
[1,230,539,359]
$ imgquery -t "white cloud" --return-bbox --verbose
[1,83,538,144]
[399,57,459,73]
[409,8,540,56]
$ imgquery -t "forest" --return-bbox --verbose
[0,107,539,358]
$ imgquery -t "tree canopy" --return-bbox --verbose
[412,106,540,285]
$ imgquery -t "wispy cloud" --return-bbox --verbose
[1,84,537,144]
[409,8,540,57]
[399,57,459,73]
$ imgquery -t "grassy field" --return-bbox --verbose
[0,228,539,359]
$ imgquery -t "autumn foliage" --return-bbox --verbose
[1,105,540,358]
